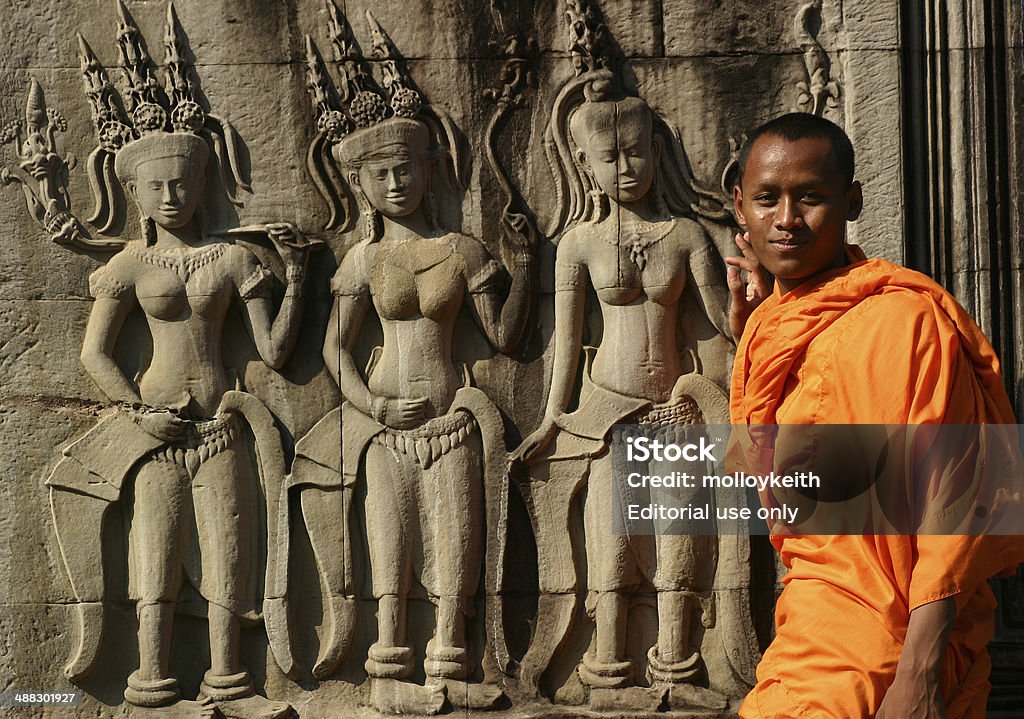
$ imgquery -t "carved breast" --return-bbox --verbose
[588,240,685,307]
[369,239,466,322]
[129,244,231,321]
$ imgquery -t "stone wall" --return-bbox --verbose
[0,0,1020,717]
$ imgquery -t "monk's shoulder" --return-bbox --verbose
[821,290,954,412]
[843,289,950,338]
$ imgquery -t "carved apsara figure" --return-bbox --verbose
[46,5,308,718]
[513,2,756,707]
[295,5,531,714]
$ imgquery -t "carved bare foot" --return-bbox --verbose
[667,684,728,711]
[213,693,292,719]
[200,671,291,719]
[435,679,506,710]
[589,686,667,713]
[370,678,446,716]
[127,698,216,719]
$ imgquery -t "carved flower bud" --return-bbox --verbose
[46,108,67,133]
[132,102,168,135]
[349,90,387,129]
[98,120,136,151]
[1,121,21,145]
[318,110,352,143]
[390,86,422,119]
[171,100,206,134]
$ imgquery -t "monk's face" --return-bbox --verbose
[734,134,862,293]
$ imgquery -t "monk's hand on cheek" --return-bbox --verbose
[876,597,954,719]
[725,232,769,341]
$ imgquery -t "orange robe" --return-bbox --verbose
[731,245,1023,718]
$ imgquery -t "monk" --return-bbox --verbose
[725,112,1024,718]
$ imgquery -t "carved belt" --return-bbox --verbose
[148,412,241,472]
[372,410,477,469]
[632,394,703,427]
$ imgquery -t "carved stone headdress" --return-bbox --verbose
[304,1,466,233]
[78,1,249,233]
[545,0,731,234]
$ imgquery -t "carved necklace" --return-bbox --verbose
[602,217,676,271]
[128,243,226,282]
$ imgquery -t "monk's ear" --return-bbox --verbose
[733,183,747,227]
[846,180,863,221]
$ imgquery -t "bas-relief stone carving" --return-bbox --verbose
[509,1,759,712]
[791,0,842,117]
[0,0,785,717]
[296,2,533,714]
[1,79,92,249]
[42,3,313,718]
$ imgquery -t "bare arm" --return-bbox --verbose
[242,285,306,370]
[512,256,586,462]
[686,234,734,344]
[465,252,533,355]
[323,293,372,415]
[237,223,310,369]
[323,292,428,429]
[876,596,954,718]
[80,295,139,403]
[81,293,186,441]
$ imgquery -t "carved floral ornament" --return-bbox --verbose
[1,0,249,250]
[0,0,823,715]
[1,79,92,248]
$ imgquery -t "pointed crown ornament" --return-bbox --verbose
[78,1,250,234]
[303,1,465,231]
[545,0,731,234]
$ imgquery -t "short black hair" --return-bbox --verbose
[735,112,855,187]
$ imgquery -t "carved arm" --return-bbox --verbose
[80,295,140,404]
[687,239,735,345]
[322,293,375,418]
[466,252,533,355]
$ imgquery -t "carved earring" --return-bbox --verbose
[424,188,439,232]
[357,192,380,243]
[652,170,670,219]
[590,187,609,223]
[193,204,208,240]
[141,217,156,246]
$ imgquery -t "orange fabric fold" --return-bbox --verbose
[732,245,1023,719]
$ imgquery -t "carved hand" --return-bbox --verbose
[382,397,430,430]
[725,232,770,341]
[502,209,536,253]
[138,410,188,443]
[511,417,558,466]
[265,222,311,271]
